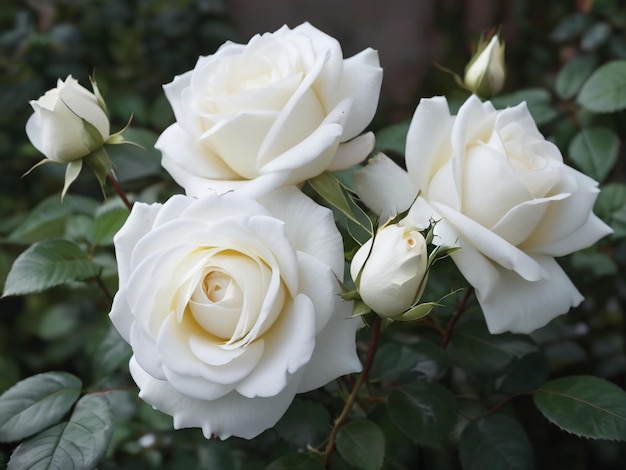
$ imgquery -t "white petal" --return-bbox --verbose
[261,186,344,277]
[155,124,239,179]
[298,298,362,392]
[405,97,455,192]
[130,357,303,440]
[333,48,383,141]
[470,254,584,334]
[130,322,165,380]
[433,202,546,283]
[327,132,375,171]
[236,294,316,398]
[354,153,419,221]
[296,251,337,333]
[109,290,133,343]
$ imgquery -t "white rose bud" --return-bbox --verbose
[350,223,428,317]
[25,75,110,163]
[464,34,506,97]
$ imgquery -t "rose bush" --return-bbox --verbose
[350,222,428,317]
[25,75,110,163]
[355,95,612,334]
[155,22,382,198]
[108,187,361,439]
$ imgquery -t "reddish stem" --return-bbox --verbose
[323,315,382,467]
[440,287,473,348]
[107,172,132,210]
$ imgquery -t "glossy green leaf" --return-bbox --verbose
[533,376,626,440]
[266,453,324,470]
[92,205,129,246]
[0,372,82,443]
[370,343,419,382]
[7,393,113,470]
[594,183,626,238]
[92,325,132,377]
[373,120,410,155]
[447,322,537,376]
[578,60,626,112]
[2,239,101,296]
[275,398,331,449]
[8,194,98,244]
[568,127,619,182]
[336,420,385,470]
[459,414,534,470]
[555,55,597,100]
[498,352,550,394]
[580,22,611,51]
[387,382,456,450]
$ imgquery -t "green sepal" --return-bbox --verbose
[84,147,112,197]
[392,301,440,322]
[62,160,83,201]
[22,159,52,177]
[89,72,109,116]
[105,113,145,149]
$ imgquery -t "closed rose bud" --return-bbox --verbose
[25,75,110,163]
[350,223,428,317]
[464,34,506,97]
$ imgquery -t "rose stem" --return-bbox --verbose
[107,172,132,211]
[440,286,473,348]
[323,315,382,467]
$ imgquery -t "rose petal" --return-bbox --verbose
[354,153,419,222]
[333,48,383,141]
[236,294,316,398]
[261,186,344,277]
[297,298,362,393]
[327,132,375,171]
[131,357,303,440]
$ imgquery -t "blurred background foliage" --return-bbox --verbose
[1,0,626,468]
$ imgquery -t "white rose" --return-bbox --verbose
[109,187,362,439]
[355,96,612,334]
[156,22,382,198]
[350,223,428,317]
[25,75,110,163]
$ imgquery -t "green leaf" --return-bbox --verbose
[275,398,331,449]
[370,343,420,382]
[578,60,626,112]
[307,172,372,236]
[459,414,534,470]
[555,55,597,100]
[336,420,385,470]
[550,12,593,41]
[595,183,626,238]
[568,127,619,182]
[498,352,551,394]
[265,453,324,470]
[387,382,456,450]
[0,372,82,443]
[8,194,98,244]
[447,321,538,376]
[92,326,131,377]
[580,22,611,51]
[7,393,113,470]
[2,239,101,296]
[373,120,410,155]
[92,205,129,246]
[533,375,626,441]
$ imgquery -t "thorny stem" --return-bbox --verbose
[107,172,132,211]
[440,287,473,348]
[323,315,382,468]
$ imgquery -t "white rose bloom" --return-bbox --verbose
[355,96,612,334]
[350,223,428,317]
[109,187,362,439]
[156,22,382,199]
[25,75,110,163]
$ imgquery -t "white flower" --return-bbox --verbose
[355,96,612,334]
[464,35,506,97]
[25,75,110,163]
[109,187,361,439]
[156,22,382,199]
[350,223,428,317]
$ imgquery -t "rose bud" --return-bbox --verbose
[464,34,506,97]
